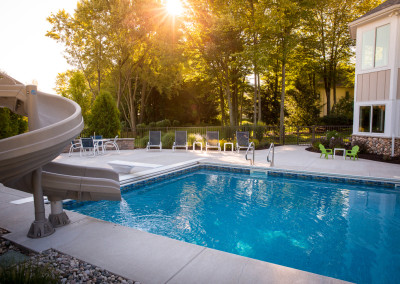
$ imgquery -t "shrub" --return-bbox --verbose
[0,260,59,283]
[136,123,146,129]
[351,140,368,154]
[220,127,235,141]
[136,135,149,148]
[188,133,204,147]
[250,138,259,148]
[0,108,28,139]
[87,91,120,138]
[319,114,352,125]
[148,122,156,128]
[312,138,329,151]
[172,120,180,126]
[329,137,345,149]
[253,123,265,141]
[161,132,175,149]
[156,119,171,127]
[326,130,340,141]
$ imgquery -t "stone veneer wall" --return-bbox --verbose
[352,135,400,157]
[62,138,136,153]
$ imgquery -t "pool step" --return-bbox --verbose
[250,169,269,178]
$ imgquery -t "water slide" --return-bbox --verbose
[0,73,121,238]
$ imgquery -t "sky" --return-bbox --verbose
[0,0,78,94]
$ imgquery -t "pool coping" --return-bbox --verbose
[117,161,400,190]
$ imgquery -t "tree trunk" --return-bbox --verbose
[226,81,234,127]
[253,71,257,125]
[332,63,337,109]
[324,76,331,116]
[117,68,122,109]
[218,84,226,126]
[280,60,286,144]
[257,73,262,123]
[139,80,148,124]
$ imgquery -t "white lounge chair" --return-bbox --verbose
[236,131,250,153]
[104,135,120,153]
[172,131,188,151]
[146,131,162,151]
[206,131,221,152]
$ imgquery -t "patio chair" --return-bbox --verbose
[92,135,105,154]
[206,131,221,152]
[146,131,162,151]
[104,135,120,153]
[236,131,250,153]
[68,140,82,157]
[80,138,98,157]
[173,131,188,151]
[345,145,359,161]
[319,144,333,159]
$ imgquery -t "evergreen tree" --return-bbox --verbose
[87,91,120,137]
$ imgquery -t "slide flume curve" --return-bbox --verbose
[0,73,121,238]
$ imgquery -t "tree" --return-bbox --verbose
[263,0,307,142]
[87,91,120,137]
[304,0,383,114]
[56,70,92,123]
[47,0,114,100]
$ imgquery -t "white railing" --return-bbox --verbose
[245,142,255,165]
[267,143,275,167]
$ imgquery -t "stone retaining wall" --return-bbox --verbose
[352,135,400,157]
[62,138,136,154]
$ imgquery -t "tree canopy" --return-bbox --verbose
[47,0,383,132]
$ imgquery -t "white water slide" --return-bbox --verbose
[0,73,121,238]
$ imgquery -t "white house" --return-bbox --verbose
[349,0,400,157]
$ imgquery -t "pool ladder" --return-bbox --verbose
[267,143,275,167]
[245,142,255,165]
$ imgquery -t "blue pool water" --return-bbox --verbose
[68,169,400,283]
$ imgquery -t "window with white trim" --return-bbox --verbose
[359,105,385,133]
[361,24,390,70]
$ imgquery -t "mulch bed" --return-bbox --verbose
[306,147,400,164]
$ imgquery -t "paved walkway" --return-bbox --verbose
[1,146,399,283]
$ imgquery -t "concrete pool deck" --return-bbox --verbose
[1,146,399,283]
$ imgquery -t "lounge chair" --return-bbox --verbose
[206,131,221,152]
[104,135,120,153]
[319,144,333,159]
[146,131,162,151]
[173,131,188,151]
[80,138,98,157]
[236,131,250,153]
[68,140,82,157]
[345,145,359,160]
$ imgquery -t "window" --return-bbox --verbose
[359,105,385,133]
[359,106,371,132]
[361,24,390,70]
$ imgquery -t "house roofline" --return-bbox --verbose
[348,4,400,39]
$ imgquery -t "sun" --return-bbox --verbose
[165,0,184,16]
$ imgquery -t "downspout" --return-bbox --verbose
[391,13,400,157]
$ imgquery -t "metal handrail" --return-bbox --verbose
[267,143,274,167]
[245,142,255,165]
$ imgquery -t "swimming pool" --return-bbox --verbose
[67,166,400,283]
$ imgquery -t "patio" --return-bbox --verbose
[1,146,399,283]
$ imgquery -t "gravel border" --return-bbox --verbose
[1,228,139,284]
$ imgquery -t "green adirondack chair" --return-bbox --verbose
[319,144,333,159]
[345,145,359,160]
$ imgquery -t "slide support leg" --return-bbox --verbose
[27,168,55,238]
[48,198,70,228]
